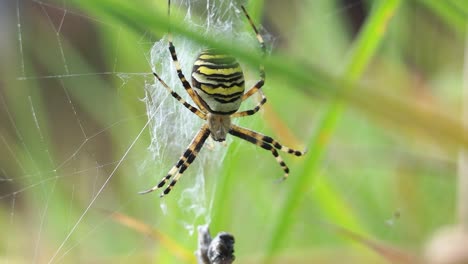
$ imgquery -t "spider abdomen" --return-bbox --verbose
[192,50,245,115]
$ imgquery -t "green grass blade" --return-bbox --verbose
[263,0,403,261]
[416,0,468,35]
[344,0,403,80]
[70,0,468,150]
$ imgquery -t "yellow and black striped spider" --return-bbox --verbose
[140,1,306,197]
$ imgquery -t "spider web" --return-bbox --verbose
[3,0,161,262]
[145,0,262,234]
[0,0,367,262]
[1,0,260,262]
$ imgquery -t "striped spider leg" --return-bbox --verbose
[229,125,305,181]
[140,2,305,197]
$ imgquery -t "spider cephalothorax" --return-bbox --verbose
[140,3,305,197]
[206,113,231,142]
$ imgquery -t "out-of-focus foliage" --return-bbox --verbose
[0,0,467,263]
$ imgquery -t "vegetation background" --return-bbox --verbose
[0,0,467,263]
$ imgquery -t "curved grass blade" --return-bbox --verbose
[263,0,403,262]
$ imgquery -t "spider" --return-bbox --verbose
[140,2,306,197]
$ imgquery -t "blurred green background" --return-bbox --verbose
[1,0,468,263]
